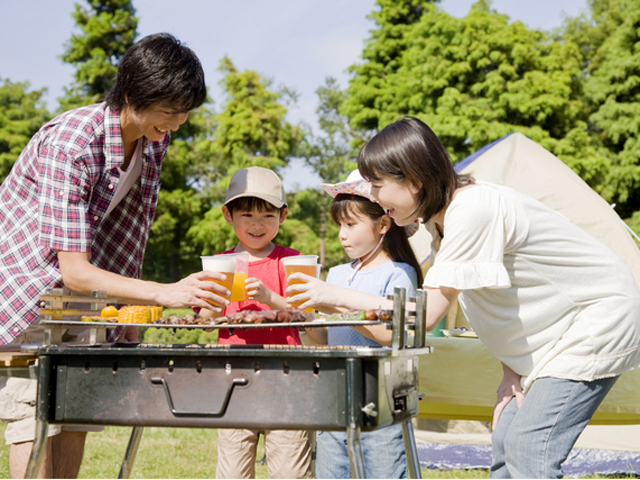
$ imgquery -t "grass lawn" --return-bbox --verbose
[0,422,491,479]
[0,422,638,478]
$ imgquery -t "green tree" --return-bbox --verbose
[344,0,439,135]
[58,0,138,111]
[0,79,50,182]
[343,0,591,165]
[583,0,640,218]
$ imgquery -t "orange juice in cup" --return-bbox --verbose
[200,255,237,305]
[281,255,320,312]
[227,253,249,302]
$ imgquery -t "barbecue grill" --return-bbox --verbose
[22,287,431,479]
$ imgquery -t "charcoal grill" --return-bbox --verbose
[24,288,431,479]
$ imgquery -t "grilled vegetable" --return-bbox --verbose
[118,306,151,324]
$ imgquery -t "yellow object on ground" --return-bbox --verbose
[118,306,151,324]
[100,305,119,318]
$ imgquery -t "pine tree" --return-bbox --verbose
[58,0,138,111]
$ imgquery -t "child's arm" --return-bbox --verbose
[352,325,393,346]
[303,326,328,345]
[286,275,390,311]
[246,277,289,310]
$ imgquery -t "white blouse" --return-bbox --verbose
[425,182,640,391]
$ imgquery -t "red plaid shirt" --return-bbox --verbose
[0,103,170,343]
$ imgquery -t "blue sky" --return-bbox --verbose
[0,0,588,190]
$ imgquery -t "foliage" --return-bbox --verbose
[58,0,138,111]
[0,79,50,182]
[583,0,640,218]
[344,0,593,163]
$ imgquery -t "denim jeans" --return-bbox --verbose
[490,375,619,478]
[315,424,408,479]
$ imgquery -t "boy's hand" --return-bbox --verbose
[245,277,274,305]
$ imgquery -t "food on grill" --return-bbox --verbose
[118,306,152,324]
[100,305,119,318]
[81,315,119,323]
[152,308,315,326]
[148,306,163,321]
[324,309,392,322]
[366,309,392,321]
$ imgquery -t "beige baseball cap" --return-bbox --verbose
[224,166,287,208]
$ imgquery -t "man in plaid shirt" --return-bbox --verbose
[0,33,231,478]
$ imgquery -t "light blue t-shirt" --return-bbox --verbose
[326,260,418,347]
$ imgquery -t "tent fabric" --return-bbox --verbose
[454,132,640,286]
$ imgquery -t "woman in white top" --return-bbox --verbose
[290,116,640,478]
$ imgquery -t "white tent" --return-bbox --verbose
[411,133,640,465]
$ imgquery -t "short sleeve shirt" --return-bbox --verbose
[425,182,640,390]
[0,103,170,343]
[326,261,418,347]
[217,245,302,345]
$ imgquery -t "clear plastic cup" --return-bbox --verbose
[282,256,321,311]
[200,254,237,305]
[226,253,250,302]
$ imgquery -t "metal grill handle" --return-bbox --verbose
[150,376,248,417]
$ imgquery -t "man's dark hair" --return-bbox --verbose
[105,33,207,113]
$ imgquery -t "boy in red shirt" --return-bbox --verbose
[202,167,312,479]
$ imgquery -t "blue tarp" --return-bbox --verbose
[417,443,640,477]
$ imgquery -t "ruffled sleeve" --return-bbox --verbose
[424,186,514,290]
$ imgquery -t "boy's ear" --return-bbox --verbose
[279,208,289,225]
[222,205,233,224]
[380,214,392,235]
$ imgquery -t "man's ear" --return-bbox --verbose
[222,205,233,224]
[380,214,392,235]
[279,208,289,225]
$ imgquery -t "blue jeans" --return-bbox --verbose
[315,424,408,479]
[490,376,619,478]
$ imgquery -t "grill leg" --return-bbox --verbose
[402,420,422,479]
[347,426,366,478]
[25,419,48,479]
[118,426,144,479]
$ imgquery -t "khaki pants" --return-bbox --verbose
[216,428,312,479]
[0,324,102,444]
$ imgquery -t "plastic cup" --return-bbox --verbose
[201,254,237,305]
[282,256,321,311]
[227,253,250,302]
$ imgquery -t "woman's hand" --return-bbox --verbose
[492,363,525,430]
[285,274,341,310]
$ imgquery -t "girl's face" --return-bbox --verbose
[369,176,420,226]
[338,212,386,261]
